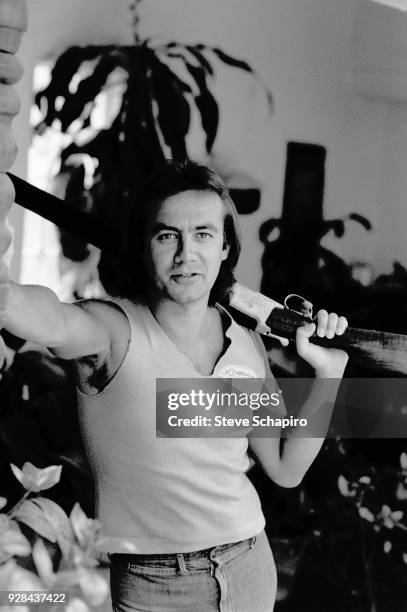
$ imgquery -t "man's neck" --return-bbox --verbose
[148,297,211,346]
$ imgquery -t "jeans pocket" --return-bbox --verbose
[127,561,179,578]
[215,536,256,566]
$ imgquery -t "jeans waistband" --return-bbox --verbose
[109,534,257,563]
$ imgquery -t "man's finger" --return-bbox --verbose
[326,313,339,339]
[315,309,328,337]
[336,316,348,336]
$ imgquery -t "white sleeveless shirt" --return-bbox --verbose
[77,300,274,553]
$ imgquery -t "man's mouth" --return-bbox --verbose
[170,272,201,282]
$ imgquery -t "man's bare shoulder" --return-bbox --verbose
[75,298,129,329]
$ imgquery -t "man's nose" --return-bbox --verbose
[174,236,195,263]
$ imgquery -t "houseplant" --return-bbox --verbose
[0,462,112,611]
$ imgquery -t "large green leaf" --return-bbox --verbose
[0,521,31,563]
[209,47,254,73]
[14,499,57,542]
[35,46,107,129]
[164,43,214,76]
[186,46,214,75]
[59,50,129,132]
[125,47,166,168]
[184,62,219,153]
[207,46,273,110]
[322,219,345,238]
[32,497,74,560]
[349,213,372,231]
[145,48,190,160]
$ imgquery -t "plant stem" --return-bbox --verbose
[7,490,30,518]
[359,518,377,612]
[129,0,143,45]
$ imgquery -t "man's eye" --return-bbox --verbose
[196,232,212,239]
[158,233,177,242]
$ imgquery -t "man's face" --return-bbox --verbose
[144,190,230,305]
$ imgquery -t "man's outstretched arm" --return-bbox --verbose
[4,281,112,359]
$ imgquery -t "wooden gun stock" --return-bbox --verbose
[228,283,407,374]
[8,174,407,375]
[228,301,407,375]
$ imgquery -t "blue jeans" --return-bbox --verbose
[109,530,277,611]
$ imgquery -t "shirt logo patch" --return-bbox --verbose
[216,364,259,378]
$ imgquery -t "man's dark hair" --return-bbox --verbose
[101,160,241,304]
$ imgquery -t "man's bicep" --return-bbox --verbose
[50,301,112,359]
[248,436,282,483]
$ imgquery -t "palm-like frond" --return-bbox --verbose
[199,45,274,110]
[35,40,272,157]
[348,213,372,231]
[35,46,107,129]
[58,50,130,132]
[144,47,191,160]
[321,214,372,239]
[183,61,219,153]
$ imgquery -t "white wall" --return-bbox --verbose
[10,0,404,289]
[375,104,407,274]
[352,0,407,276]
[353,0,407,101]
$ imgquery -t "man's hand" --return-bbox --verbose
[295,310,349,377]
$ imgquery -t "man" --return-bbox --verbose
[4,161,348,611]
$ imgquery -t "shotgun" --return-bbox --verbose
[8,172,407,375]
